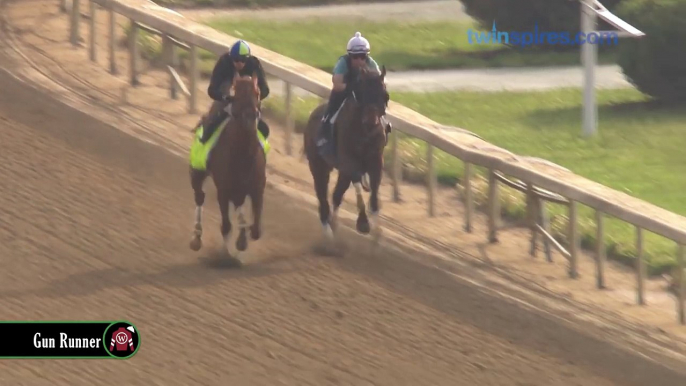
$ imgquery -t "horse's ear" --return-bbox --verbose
[381,65,386,80]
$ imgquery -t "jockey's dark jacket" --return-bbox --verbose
[207,54,270,102]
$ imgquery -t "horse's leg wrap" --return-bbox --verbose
[189,169,207,251]
[353,181,371,234]
[189,205,204,251]
[233,201,250,252]
[194,206,203,235]
[218,191,234,256]
[236,204,249,229]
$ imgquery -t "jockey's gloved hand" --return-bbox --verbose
[222,95,234,102]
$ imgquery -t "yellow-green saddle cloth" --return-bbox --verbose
[189,118,271,171]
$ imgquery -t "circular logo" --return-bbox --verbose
[103,321,140,359]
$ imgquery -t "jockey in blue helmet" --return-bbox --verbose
[316,31,391,157]
[197,39,271,143]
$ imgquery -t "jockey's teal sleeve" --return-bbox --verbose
[332,57,348,75]
[366,56,381,73]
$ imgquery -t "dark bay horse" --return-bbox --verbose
[189,74,266,258]
[303,66,389,241]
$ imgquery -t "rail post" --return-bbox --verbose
[678,244,685,324]
[162,35,177,99]
[427,145,436,217]
[527,183,538,256]
[128,21,139,86]
[70,0,81,46]
[88,1,96,62]
[568,201,579,278]
[595,210,606,289]
[189,44,198,114]
[636,226,646,305]
[463,162,473,232]
[284,82,293,156]
[487,169,499,243]
[390,131,401,202]
[108,7,117,74]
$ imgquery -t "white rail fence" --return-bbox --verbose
[62,0,685,324]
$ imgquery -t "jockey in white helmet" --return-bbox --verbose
[316,31,390,157]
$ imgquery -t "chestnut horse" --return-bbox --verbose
[189,74,266,258]
[303,66,389,240]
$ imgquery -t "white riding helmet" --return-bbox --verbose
[346,32,370,54]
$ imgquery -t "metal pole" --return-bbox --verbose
[581,0,598,137]
[579,0,645,134]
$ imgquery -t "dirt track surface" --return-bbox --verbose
[2,0,686,384]
[1,70,686,386]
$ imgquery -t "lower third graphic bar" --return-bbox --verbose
[0,321,141,359]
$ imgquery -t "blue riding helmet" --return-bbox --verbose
[229,40,251,61]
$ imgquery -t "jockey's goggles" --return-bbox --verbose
[232,56,248,63]
[350,53,368,60]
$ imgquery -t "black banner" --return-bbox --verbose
[0,321,140,359]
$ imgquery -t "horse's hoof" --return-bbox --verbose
[236,229,248,251]
[250,225,261,241]
[189,236,202,251]
[356,218,371,235]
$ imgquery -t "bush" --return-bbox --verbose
[460,0,624,50]
[615,0,686,102]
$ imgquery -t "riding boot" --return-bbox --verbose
[200,110,229,144]
[384,117,392,146]
[317,90,347,156]
[198,100,231,144]
[257,118,270,139]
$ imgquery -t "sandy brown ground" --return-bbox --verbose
[2,0,686,384]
